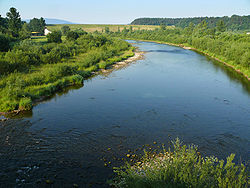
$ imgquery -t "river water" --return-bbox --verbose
[0,40,249,187]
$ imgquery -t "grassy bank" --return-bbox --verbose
[111,139,248,188]
[0,34,135,113]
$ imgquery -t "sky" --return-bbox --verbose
[0,0,249,24]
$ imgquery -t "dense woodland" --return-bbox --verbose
[108,21,250,77]
[131,15,250,31]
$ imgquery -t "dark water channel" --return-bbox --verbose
[0,41,249,187]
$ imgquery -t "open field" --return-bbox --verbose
[31,36,66,43]
[47,24,170,32]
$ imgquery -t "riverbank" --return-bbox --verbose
[111,139,248,187]
[125,38,250,81]
[99,51,144,74]
[0,49,143,116]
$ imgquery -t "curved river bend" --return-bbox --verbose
[0,41,249,187]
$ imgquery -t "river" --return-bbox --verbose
[0,40,249,187]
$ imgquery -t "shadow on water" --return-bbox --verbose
[146,49,189,55]
[3,84,84,119]
[200,52,250,94]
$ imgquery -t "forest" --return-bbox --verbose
[131,15,250,31]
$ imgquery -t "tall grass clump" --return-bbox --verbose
[111,138,248,188]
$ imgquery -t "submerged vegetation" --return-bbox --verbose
[111,139,248,188]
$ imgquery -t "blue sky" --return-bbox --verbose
[0,0,249,24]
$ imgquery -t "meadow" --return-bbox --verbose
[47,24,163,33]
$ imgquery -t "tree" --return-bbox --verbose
[74,28,87,36]
[29,17,46,34]
[66,31,79,41]
[0,15,8,33]
[184,22,194,35]
[122,27,129,34]
[193,20,208,37]
[207,28,216,39]
[0,33,10,51]
[129,26,133,32]
[46,31,62,43]
[105,26,110,34]
[61,25,70,35]
[19,22,31,39]
[6,7,22,37]
[160,23,166,30]
[216,20,226,32]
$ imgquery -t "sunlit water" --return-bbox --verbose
[0,41,249,187]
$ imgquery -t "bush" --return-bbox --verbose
[0,99,18,112]
[0,33,11,51]
[111,138,248,188]
[19,97,32,110]
[61,25,70,35]
[66,31,79,41]
[47,31,62,43]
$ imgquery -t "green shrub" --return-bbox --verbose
[0,99,18,112]
[66,31,79,41]
[47,31,62,43]
[0,33,11,51]
[98,61,107,69]
[19,97,32,110]
[61,25,70,35]
[111,138,248,188]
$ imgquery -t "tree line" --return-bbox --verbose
[131,15,250,31]
[0,7,47,52]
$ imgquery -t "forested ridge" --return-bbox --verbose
[131,15,250,31]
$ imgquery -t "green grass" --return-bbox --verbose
[111,138,248,188]
[31,35,66,43]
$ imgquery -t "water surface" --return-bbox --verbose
[0,41,249,187]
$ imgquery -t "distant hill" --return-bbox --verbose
[131,15,250,31]
[24,18,75,24]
